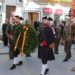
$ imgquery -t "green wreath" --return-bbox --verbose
[13,23,38,56]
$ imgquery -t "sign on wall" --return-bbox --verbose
[43,8,52,14]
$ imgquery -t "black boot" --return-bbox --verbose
[68,55,71,59]
[40,68,49,75]
[17,61,23,66]
[26,54,31,57]
[10,57,14,60]
[55,52,59,54]
[26,52,31,57]
[45,68,49,75]
[10,64,16,70]
[63,58,68,62]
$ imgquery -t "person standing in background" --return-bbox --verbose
[2,19,9,46]
[6,18,16,59]
[60,21,65,45]
[63,17,72,62]
[54,25,61,54]
[34,20,40,31]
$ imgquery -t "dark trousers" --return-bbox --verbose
[3,36,8,46]
[9,43,14,59]
[42,59,47,64]
[14,48,20,57]
[54,38,60,53]
[64,40,71,59]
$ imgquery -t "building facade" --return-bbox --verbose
[0,0,23,33]
[23,0,70,25]
[0,0,71,33]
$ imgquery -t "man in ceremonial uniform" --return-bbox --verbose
[10,15,24,70]
[10,15,37,70]
[63,17,72,62]
[38,16,55,75]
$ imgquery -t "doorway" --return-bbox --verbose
[6,5,16,20]
[28,12,39,25]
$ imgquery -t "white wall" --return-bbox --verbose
[1,0,23,34]
[2,0,23,24]
[2,0,17,24]
[4,0,16,5]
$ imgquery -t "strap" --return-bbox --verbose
[41,26,47,42]
[14,32,21,51]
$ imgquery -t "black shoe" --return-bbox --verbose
[10,57,14,60]
[45,68,49,75]
[68,55,71,59]
[17,61,23,66]
[63,59,68,62]
[55,52,59,54]
[26,55,31,57]
[10,64,16,70]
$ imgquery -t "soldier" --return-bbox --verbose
[9,15,24,70]
[54,25,61,54]
[60,21,65,45]
[38,16,55,75]
[6,18,16,59]
[63,17,72,62]
[71,19,75,48]
[10,15,37,70]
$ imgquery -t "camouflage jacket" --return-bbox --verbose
[64,25,72,41]
[55,26,61,39]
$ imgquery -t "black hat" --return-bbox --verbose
[42,16,47,19]
[19,17,23,20]
[15,15,23,20]
[48,17,53,21]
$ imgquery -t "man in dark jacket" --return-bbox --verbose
[6,18,16,59]
[2,19,9,46]
[38,16,55,75]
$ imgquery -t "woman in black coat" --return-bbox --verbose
[2,19,9,46]
[38,17,55,75]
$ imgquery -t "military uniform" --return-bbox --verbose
[9,16,24,70]
[38,16,55,75]
[54,26,61,54]
[63,18,72,62]
[10,16,38,70]
[71,24,75,44]
[6,23,16,59]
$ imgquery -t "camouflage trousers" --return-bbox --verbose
[64,40,71,59]
[54,38,60,53]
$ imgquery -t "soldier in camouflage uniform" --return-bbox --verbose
[54,25,61,54]
[63,17,72,62]
[71,19,75,46]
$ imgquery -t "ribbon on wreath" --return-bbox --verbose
[21,26,28,56]
[14,26,28,57]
